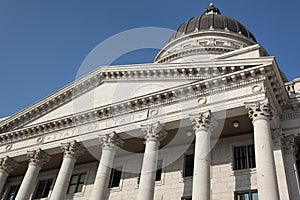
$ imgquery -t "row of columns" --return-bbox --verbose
[0,99,299,199]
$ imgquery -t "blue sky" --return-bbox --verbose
[0,0,299,118]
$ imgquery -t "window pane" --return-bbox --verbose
[34,181,46,198]
[6,185,20,200]
[70,175,79,184]
[248,145,256,168]
[184,154,194,177]
[251,191,258,200]
[155,160,163,181]
[67,185,77,194]
[109,168,122,188]
[42,179,53,198]
[79,173,86,183]
[76,183,84,193]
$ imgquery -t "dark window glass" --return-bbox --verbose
[67,173,86,194]
[5,185,20,200]
[155,160,163,181]
[184,154,194,177]
[34,179,53,199]
[181,197,192,200]
[235,190,258,200]
[234,145,256,170]
[109,168,122,188]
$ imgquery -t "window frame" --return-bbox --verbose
[183,154,194,177]
[234,190,258,200]
[33,178,54,199]
[66,172,87,195]
[233,144,256,170]
[5,184,20,200]
[108,167,123,189]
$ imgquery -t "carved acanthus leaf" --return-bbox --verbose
[190,110,214,131]
[245,99,273,121]
[100,132,124,150]
[0,156,18,174]
[61,140,85,159]
[141,122,167,142]
[27,149,50,166]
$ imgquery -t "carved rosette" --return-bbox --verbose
[27,149,50,167]
[141,122,167,143]
[190,110,215,131]
[61,140,85,159]
[282,136,298,156]
[245,99,273,121]
[0,156,18,174]
[100,132,124,150]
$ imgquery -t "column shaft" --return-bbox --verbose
[50,140,85,200]
[137,140,160,200]
[253,117,279,199]
[15,164,41,200]
[50,156,76,200]
[0,170,9,194]
[90,148,116,200]
[193,128,211,200]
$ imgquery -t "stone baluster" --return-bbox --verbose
[90,132,123,200]
[50,140,85,200]
[15,149,50,200]
[0,156,18,193]
[137,122,167,200]
[245,99,279,200]
[190,110,215,200]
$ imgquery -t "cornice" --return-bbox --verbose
[0,57,277,134]
[0,66,268,144]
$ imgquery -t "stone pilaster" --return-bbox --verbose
[90,132,123,200]
[0,157,18,194]
[50,140,85,200]
[281,135,300,200]
[16,149,50,200]
[190,110,214,200]
[137,122,167,200]
[245,99,279,200]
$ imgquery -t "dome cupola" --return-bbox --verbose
[154,3,258,63]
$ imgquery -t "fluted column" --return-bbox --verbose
[282,136,300,200]
[16,149,50,200]
[246,100,279,200]
[90,132,123,200]
[190,110,214,200]
[50,140,85,200]
[137,122,167,200]
[0,156,18,193]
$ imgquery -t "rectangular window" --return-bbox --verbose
[108,167,122,188]
[234,145,256,170]
[67,173,86,194]
[235,190,258,200]
[33,179,53,199]
[155,160,163,181]
[184,154,194,177]
[181,197,192,200]
[5,185,20,200]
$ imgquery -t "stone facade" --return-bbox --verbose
[1,3,300,200]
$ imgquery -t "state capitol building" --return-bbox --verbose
[0,3,300,200]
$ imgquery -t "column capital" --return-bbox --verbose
[0,156,18,174]
[61,140,85,159]
[100,132,124,150]
[190,110,215,131]
[27,149,50,167]
[245,99,273,121]
[282,135,298,156]
[141,121,167,143]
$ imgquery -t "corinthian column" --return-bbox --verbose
[16,149,50,200]
[137,122,167,200]
[0,156,18,193]
[50,140,85,200]
[245,100,279,200]
[282,136,300,200]
[90,132,123,200]
[190,110,214,200]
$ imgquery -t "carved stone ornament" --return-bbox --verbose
[0,156,18,174]
[282,136,298,155]
[190,110,214,131]
[100,132,124,150]
[61,140,85,159]
[245,99,273,121]
[141,122,167,142]
[27,149,50,167]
